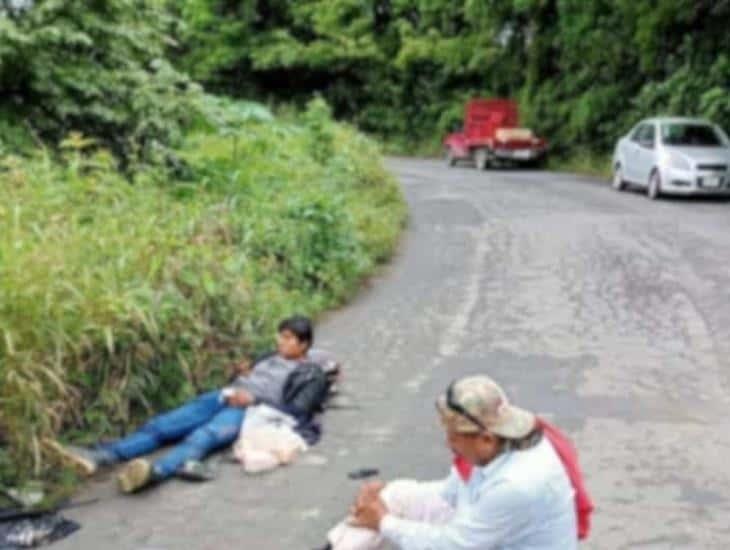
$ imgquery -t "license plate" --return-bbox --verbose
[513,150,533,160]
[703,176,722,188]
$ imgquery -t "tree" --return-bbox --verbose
[0,0,199,163]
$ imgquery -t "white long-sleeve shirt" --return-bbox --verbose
[380,436,577,549]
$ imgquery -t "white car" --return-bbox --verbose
[612,117,730,199]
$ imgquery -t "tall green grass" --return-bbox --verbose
[547,150,612,179]
[0,99,406,489]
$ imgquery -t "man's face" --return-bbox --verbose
[277,329,308,359]
[446,427,501,466]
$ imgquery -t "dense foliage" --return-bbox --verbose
[0,98,405,488]
[0,0,198,164]
[176,0,730,154]
[4,1,727,157]
[0,1,408,492]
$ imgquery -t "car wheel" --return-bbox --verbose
[648,170,661,200]
[474,148,491,171]
[445,147,457,167]
[612,165,626,191]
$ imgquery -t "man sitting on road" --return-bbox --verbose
[344,375,584,550]
[47,315,337,493]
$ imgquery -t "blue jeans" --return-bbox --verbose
[102,390,245,479]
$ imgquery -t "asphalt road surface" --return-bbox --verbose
[56,158,730,549]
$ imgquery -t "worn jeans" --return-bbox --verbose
[101,390,245,479]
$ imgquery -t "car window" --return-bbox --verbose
[630,124,646,142]
[634,124,655,147]
[644,124,656,146]
[661,123,724,146]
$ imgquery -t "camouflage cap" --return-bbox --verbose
[436,375,536,439]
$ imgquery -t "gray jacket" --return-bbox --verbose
[227,348,337,408]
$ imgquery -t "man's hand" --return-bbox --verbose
[226,389,255,408]
[349,480,388,531]
[230,358,252,378]
[350,493,388,531]
[356,480,386,506]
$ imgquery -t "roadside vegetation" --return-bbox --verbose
[0,3,405,495]
[547,152,612,180]
[174,1,730,166]
[0,96,405,493]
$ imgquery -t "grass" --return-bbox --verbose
[379,135,444,158]
[0,99,406,493]
[546,150,612,179]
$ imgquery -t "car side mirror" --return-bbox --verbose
[640,139,654,149]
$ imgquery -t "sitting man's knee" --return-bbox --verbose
[382,480,454,523]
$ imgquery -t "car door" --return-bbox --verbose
[635,123,657,185]
[623,124,646,183]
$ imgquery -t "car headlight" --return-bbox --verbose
[667,154,691,171]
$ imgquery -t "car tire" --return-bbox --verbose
[445,147,457,167]
[525,155,546,169]
[648,170,662,200]
[612,165,626,191]
[474,148,491,171]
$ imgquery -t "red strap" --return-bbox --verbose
[453,455,473,482]
[536,418,594,540]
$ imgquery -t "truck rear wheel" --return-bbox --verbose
[529,155,547,169]
[474,148,491,171]
[445,147,457,167]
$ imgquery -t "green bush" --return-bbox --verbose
[0,100,406,487]
[547,149,612,179]
[0,0,198,164]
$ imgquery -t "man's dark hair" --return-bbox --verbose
[500,427,543,452]
[278,315,314,349]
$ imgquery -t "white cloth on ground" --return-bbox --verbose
[327,480,455,550]
[232,404,308,474]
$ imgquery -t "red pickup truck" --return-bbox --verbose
[443,99,548,169]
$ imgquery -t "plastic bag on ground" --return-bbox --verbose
[232,405,308,474]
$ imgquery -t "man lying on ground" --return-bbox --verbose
[338,375,590,550]
[47,315,338,493]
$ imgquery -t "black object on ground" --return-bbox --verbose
[347,468,380,480]
[0,512,80,548]
[0,498,97,523]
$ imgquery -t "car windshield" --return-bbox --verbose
[661,123,724,146]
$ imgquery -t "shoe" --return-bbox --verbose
[117,459,154,493]
[43,439,117,476]
[177,460,215,482]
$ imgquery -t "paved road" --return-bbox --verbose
[57,158,730,549]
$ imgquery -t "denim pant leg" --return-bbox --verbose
[153,406,245,479]
[103,391,225,461]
